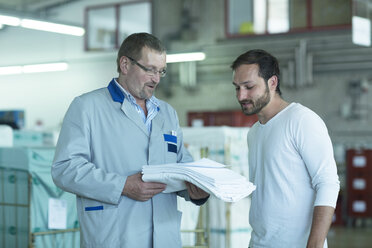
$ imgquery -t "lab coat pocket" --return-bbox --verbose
[80,198,119,246]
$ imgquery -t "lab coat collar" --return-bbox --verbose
[151,111,165,139]
[107,78,164,137]
[108,78,125,103]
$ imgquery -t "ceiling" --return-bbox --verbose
[0,0,80,15]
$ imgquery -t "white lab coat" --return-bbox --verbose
[52,79,194,248]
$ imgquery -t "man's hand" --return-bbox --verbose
[122,172,166,201]
[186,182,210,200]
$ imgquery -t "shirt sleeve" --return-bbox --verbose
[51,97,125,205]
[296,111,340,208]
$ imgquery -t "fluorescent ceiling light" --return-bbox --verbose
[0,62,68,75]
[21,19,85,36]
[167,52,206,63]
[0,15,21,26]
[0,14,84,36]
[0,66,22,75]
[23,62,68,73]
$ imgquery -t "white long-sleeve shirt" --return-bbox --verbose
[248,103,340,248]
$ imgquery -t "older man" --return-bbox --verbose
[52,33,209,248]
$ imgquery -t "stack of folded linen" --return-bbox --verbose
[142,158,256,203]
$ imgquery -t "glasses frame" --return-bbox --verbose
[126,56,166,77]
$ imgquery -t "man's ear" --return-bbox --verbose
[268,75,278,91]
[119,56,129,74]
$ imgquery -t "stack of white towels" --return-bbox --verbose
[142,158,256,203]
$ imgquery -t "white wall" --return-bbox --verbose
[0,60,116,130]
[0,0,119,129]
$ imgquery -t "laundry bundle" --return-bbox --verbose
[142,158,256,202]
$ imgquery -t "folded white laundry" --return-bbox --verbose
[142,158,256,202]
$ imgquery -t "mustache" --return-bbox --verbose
[239,100,253,105]
[145,82,157,87]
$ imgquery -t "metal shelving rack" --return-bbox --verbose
[0,147,80,248]
[0,166,80,248]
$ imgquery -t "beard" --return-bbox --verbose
[139,82,157,100]
[240,86,270,115]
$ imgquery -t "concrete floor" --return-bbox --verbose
[328,226,372,248]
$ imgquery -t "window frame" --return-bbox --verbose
[84,0,153,51]
[224,0,352,38]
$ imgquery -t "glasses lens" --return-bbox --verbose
[128,56,166,77]
[160,70,166,77]
[147,69,166,77]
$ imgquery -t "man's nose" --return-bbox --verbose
[237,90,248,101]
[152,73,161,83]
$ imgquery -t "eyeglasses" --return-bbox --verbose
[127,56,166,78]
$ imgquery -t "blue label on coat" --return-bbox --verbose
[163,134,177,143]
[168,143,177,153]
[85,206,103,211]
